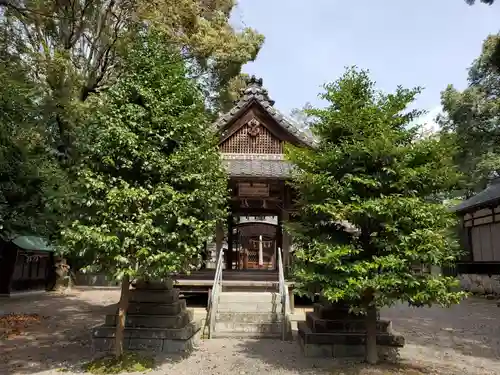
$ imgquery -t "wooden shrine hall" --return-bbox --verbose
[175,76,314,292]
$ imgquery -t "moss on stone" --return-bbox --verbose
[84,352,155,374]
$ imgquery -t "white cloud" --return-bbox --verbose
[411,106,442,137]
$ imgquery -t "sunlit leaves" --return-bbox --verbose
[0,37,62,239]
[287,67,466,310]
[440,34,500,195]
[59,28,227,281]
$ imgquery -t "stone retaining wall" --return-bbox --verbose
[74,273,119,287]
[458,274,500,295]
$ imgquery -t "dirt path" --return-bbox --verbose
[0,289,499,375]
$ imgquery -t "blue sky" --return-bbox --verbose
[233,0,500,129]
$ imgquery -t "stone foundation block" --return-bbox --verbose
[133,280,174,290]
[92,284,199,355]
[127,338,163,351]
[126,300,186,315]
[92,323,201,354]
[298,321,404,347]
[129,288,180,303]
[297,317,404,359]
[93,321,200,341]
[105,310,193,329]
[313,303,378,320]
[299,335,397,358]
[305,312,391,334]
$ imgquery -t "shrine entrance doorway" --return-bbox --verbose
[234,221,277,270]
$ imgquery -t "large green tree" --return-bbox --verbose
[0,0,264,152]
[0,29,61,239]
[59,28,228,358]
[439,34,500,196]
[287,68,465,364]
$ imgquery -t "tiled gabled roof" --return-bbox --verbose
[221,153,294,178]
[214,76,316,147]
[452,177,500,213]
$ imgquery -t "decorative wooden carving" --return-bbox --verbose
[247,118,261,137]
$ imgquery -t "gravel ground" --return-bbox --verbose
[1,288,500,375]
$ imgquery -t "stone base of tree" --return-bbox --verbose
[298,303,404,358]
[92,282,201,354]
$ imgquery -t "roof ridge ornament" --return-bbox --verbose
[236,75,275,106]
[247,75,263,87]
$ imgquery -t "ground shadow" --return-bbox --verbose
[0,288,184,374]
[236,297,500,374]
[381,297,500,360]
[236,335,432,375]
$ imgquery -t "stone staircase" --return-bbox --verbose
[210,291,291,339]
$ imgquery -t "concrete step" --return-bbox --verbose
[217,302,282,313]
[218,291,281,304]
[216,311,282,323]
[211,331,280,339]
[221,282,279,293]
[214,320,282,335]
[217,291,283,313]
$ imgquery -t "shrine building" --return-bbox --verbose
[176,76,314,298]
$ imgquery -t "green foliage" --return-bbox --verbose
[466,0,495,4]
[58,28,228,280]
[0,32,61,239]
[439,34,500,195]
[84,352,154,374]
[287,67,466,310]
[0,0,264,150]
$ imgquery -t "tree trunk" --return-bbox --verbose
[115,275,130,359]
[365,304,378,365]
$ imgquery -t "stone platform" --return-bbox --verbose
[92,282,200,354]
[298,303,404,358]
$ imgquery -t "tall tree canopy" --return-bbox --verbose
[439,34,500,196]
[0,28,61,239]
[60,27,228,282]
[288,68,465,364]
[0,0,264,151]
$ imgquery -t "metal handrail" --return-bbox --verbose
[277,247,290,341]
[206,247,224,339]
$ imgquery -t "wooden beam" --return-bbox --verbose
[232,208,280,216]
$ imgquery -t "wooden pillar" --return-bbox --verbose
[227,214,234,270]
[282,209,291,269]
[216,222,224,269]
[277,211,283,271]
